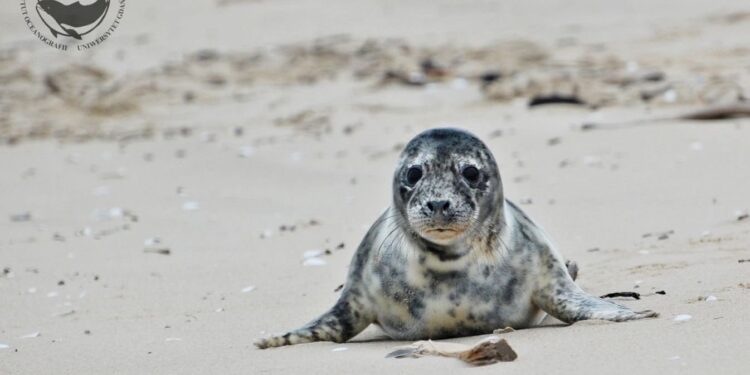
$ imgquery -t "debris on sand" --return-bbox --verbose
[528,94,586,107]
[642,230,674,240]
[10,212,32,222]
[600,291,641,300]
[182,201,200,211]
[239,146,255,158]
[20,331,40,339]
[53,310,76,318]
[674,314,692,322]
[144,248,171,255]
[303,258,327,267]
[302,249,328,266]
[735,210,749,222]
[582,103,750,130]
[386,336,517,366]
[492,327,515,335]
[0,343,9,350]
[241,285,256,293]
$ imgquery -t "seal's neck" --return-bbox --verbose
[414,202,506,270]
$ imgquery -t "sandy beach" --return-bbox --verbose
[1,1,749,373]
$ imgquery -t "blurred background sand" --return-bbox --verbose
[1,1,749,374]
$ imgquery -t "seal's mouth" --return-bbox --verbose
[426,228,457,234]
[421,226,465,243]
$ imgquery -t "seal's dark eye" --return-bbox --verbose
[461,166,480,184]
[406,166,423,186]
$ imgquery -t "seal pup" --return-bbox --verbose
[255,128,657,349]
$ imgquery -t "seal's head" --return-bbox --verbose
[393,128,504,247]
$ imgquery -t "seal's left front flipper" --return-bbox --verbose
[533,261,658,323]
[254,291,373,349]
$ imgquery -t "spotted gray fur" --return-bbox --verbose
[255,128,657,349]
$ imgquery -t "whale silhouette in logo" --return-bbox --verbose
[36,0,110,40]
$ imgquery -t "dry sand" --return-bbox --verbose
[1,1,749,374]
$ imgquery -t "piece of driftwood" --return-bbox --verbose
[386,336,518,366]
[582,103,750,130]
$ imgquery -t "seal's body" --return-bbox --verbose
[255,128,656,348]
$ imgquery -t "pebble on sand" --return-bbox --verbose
[303,258,327,267]
[182,201,200,211]
[303,249,325,259]
[10,212,32,222]
[674,314,692,322]
[241,285,256,293]
[239,146,255,158]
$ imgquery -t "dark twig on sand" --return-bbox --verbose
[529,94,585,107]
[144,248,171,255]
[582,103,750,130]
[600,292,641,300]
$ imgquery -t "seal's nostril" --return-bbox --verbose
[426,200,450,215]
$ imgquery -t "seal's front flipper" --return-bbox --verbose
[254,294,372,349]
[533,262,657,323]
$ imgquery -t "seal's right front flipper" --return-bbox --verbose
[254,295,372,349]
[533,264,658,323]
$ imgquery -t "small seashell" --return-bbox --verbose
[705,295,717,302]
[663,89,677,103]
[0,343,9,349]
[182,201,199,211]
[303,250,325,259]
[20,331,40,339]
[144,237,161,247]
[92,186,110,196]
[108,207,124,219]
[303,258,327,267]
[241,285,256,293]
[331,347,348,352]
[673,314,692,322]
[582,155,602,167]
[239,146,255,158]
[47,291,58,298]
[450,78,468,90]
